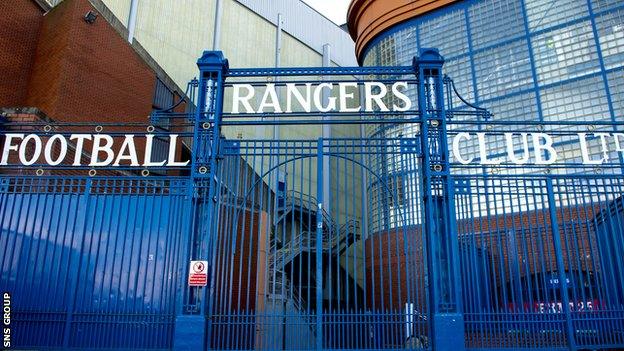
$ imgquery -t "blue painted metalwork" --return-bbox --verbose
[415,49,465,349]
[1,177,191,349]
[1,47,624,351]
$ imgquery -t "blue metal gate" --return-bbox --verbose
[1,49,624,350]
[0,177,191,349]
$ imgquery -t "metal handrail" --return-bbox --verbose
[276,190,336,231]
[290,283,317,336]
[270,217,361,267]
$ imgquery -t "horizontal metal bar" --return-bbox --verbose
[225,66,414,77]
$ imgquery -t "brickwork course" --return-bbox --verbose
[0,0,185,123]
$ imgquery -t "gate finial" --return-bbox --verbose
[197,50,229,74]
[413,48,444,69]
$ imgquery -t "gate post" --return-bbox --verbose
[415,49,465,350]
[315,138,325,350]
[174,51,228,351]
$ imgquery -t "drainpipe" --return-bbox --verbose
[273,13,283,142]
[127,0,139,43]
[322,44,332,215]
[212,0,223,50]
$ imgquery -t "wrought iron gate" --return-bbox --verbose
[1,49,624,350]
[178,50,461,351]
[180,50,624,350]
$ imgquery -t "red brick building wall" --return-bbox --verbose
[1,0,185,124]
[24,0,156,122]
[365,226,426,312]
[0,0,43,106]
[364,206,603,311]
[1,0,189,175]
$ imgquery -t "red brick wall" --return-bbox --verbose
[25,0,156,123]
[211,207,268,350]
[213,208,269,312]
[364,226,426,311]
[364,207,602,311]
[0,0,43,106]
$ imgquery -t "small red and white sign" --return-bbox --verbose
[188,260,208,287]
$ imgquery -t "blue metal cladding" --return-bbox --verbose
[0,177,191,349]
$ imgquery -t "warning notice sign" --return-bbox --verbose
[188,260,208,287]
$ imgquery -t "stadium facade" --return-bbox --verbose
[347,0,624,350]
[1,0,624,350]
[348,0,624,228]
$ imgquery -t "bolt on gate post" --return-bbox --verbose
[415,49,465,350]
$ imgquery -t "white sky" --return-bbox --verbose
[301,0,351,26]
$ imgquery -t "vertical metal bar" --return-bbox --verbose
[173,51,228,350]
[545,178,577,351]
[272,13,283,149]
[201,59,226,332]
[316,138,324,350]
[62,178,92,348]
[416,48,465,350]
[518,0,545,124]
[358,85,369,242]
[212,0,223,50]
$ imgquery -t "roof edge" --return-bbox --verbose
[347,0,459,63]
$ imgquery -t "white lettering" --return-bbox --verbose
[314,83,337,112]
[452,132,473,165]
[392,82,412,112]
[532,133,557,165]
[614,133,624,154]
[505,133,530,165]
[0,134,24,165]
[232,84,255,114]
[89,135,115,166]
[364,82,389,112]
[166,135,190,167]
[113,135,139,166]
[338,82,360,112]
[257,83,282,113]
[285,83,312,113]
[70,134,91,166]
[44,134,67,166]
[19,134,42,166]
[578,133,608,165]
[143,135,166,167]
[596,132,611,162]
